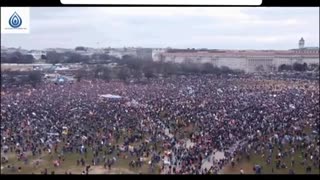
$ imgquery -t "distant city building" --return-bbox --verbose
[153,38,319,73]
[74,47,104,56]
[109,48,137,59]
[27,50,46,60]
[45,48,74,53]
[136,48,153,60]
[107,47,153,60]
[293,37,319,54]
[152,48,167,61]
[2,38,318,73]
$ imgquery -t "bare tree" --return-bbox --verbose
[117,67,130,82]
[28,71,42,87]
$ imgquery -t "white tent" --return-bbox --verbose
[47,133,59,136]
[99,94,122,99]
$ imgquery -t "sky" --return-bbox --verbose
[1,7,319,50]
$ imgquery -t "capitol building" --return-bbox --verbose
[152,38,319,73]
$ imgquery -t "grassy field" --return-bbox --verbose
[1,112,183,175]
[0,135,159,175]
[1,148,157,174]
[223,127,319,174]
[222,146,320,174]
[2,138,319,175]
[2,120,318,174]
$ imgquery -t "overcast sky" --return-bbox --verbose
[1,7,319,50]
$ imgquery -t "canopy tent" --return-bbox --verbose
[99,94,122,99]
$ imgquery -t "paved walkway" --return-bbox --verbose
[158,118,247,174]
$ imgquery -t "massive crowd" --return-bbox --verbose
[1,74,319,174]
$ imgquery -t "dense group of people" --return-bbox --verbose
[1,74,319,174]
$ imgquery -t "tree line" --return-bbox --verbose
[74,56,245,82]
[2,51,318,74]
[1,52,35,64]
[278,62,319,72]
[45,51,90,64]
[1,70,42,88]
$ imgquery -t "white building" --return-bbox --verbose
[153,38,319,73]
[45,48,73,53]
[152,48,167,61]
[27,50,46,60]
[74,48,105,56]
[293,37,319,54]
[109,48,137,59]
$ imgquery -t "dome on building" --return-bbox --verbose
[299,37,305,49]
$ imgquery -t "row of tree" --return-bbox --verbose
[121,56,244,76]
[74,56,245,82]
[278,62,319,72]
[3,51,318,74]
[45,51,121,64]
[1,52,35,64]
[45,51,90,64]
[1,70,42,87]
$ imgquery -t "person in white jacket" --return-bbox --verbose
[240,168,244,174]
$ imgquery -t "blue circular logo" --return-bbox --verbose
[9,12,22,28]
